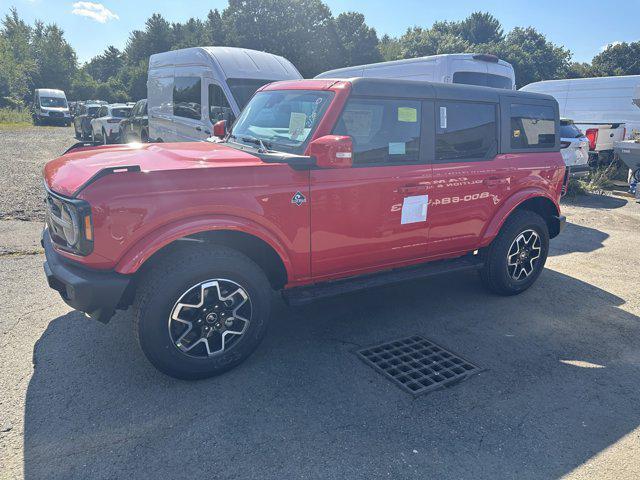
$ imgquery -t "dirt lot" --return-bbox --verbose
[1,126,640,479]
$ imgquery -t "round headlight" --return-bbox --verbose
[61,204,79,246]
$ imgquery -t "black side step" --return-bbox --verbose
[283,254,484,306]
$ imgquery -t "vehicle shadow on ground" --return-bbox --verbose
[23,268,640,479]
[548,221,609,256]
[562,192,628,209]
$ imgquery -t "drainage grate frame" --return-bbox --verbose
[357,335,482,396]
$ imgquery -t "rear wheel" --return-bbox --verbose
[480,210,549,295]
[133,245,273,380]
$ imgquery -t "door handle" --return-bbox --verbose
[395,185,429,195]
[483,177,509,187]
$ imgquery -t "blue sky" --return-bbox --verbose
[2,0,639,64]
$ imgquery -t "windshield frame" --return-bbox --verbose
[226,89,335,155]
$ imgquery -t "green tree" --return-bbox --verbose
[85,46,123,83]
[591,41,640,76]
[205,9,226,46]
[379,34,402,61]
[222,0,342,77]
[335,12,381,67]
[398,26,471,58]
[459,12,503,45]
[489,27,570,87]
[172,17,207,49]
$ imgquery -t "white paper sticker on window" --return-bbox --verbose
[289,112,307,140]
[439,106,447,129]
[401,195,428,224]
[388,142,406,155]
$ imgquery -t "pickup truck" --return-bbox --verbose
[42,78,566,380]
[581,123,626,166]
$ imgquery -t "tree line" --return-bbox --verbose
[1,2,639,107]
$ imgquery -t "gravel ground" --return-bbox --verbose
[1,127,640,479]
[0,126,75,221]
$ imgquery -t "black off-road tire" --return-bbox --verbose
[133,245,272,380]
[480,210,549,296]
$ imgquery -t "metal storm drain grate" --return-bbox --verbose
[358,335,481,396]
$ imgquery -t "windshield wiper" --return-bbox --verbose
[240,135,272,153]
[227,133,274,153]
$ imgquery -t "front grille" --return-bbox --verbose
[48,111,64,118]
[45,193,71,247]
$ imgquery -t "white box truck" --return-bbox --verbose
[315,53,516,90]
[521,75,640,164]
[147,47,302,142]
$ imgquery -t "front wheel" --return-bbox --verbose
[133,245,273,380]
[480,210,549,295]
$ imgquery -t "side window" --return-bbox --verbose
[208,84,234,124]
[173,76,202,120]
[510,104,556,148]
[333,98,421,165]
[99,107,107,117]
[435,101,497,162]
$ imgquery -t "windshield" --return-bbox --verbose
[227,78,274,110]
[229,90,334,154]
[112,107,132,118]
[40,96,67,108]
[87,106,100,116]
[560,121,583,138]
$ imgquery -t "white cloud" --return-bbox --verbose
[600,41,622,52]
[71,2,118,23]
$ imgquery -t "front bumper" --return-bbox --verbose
[42,229,131,323]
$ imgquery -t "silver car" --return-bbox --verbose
[560,119,590,177]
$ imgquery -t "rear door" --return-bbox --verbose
[426,100,509,257]
[310,96,434,279]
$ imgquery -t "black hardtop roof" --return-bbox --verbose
[343,77,556,104]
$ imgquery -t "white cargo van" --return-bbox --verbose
[32,89,71,126]
[521,75,640,163]
[315,53,515,90]
[147,47,302,142]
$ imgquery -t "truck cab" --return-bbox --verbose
[42,78,565,380]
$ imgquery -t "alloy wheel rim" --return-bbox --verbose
[168,279,252,358]
[507,229,542,281]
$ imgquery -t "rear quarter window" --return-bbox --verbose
[510,104,556,148]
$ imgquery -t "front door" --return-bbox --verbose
[426,100,511,257]
[310,96,433,279]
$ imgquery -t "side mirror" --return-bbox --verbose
[307,135,353,169]
[213,120,226,139]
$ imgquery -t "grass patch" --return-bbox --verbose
[0,107,32,127]
[566,163,619,198]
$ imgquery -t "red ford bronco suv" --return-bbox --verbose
[43,78,566,379]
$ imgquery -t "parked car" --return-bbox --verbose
[42,78,566,380]
[90,104,133,144]
[560,119,590,177]
[73,103,102,140]
[119,99,148,143]
[521,75,640,164]
[32,89,71,126]
[147,46,302,142]
[316,53,516,90]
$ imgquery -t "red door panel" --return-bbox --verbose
[427,156,512,257]
[310,164,432,279]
